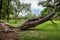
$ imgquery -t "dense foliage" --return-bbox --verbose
[38,0,60,20]
[0,0,31,22]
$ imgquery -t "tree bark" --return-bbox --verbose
[6,0,10,22]
[0,0,2,21]
[0,0,2,11]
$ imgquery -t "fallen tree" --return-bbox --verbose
[18,9,56,30]
[0,6,57,40]
[0,1,59,40]
[0,12,57,40]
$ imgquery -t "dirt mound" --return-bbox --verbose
[0,22,19,40]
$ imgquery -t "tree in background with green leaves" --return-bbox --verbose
[38,0,60,20]
[0,0,31,22]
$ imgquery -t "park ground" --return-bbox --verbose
[7,20,60,40]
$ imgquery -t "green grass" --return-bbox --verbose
[34,21,60,31]
[7,20,60,40]
[6,20,26,26]
[19,31,60,40]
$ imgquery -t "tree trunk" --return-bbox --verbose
[14,12,19,23]
[0,0,2,21]
[6,0,10,22]
[18,10,56,30]
[0,0,2,11]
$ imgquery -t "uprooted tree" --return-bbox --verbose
[0,0,60,40]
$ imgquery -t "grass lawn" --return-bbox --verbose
[6,20,26,26]
[7,20,60,40]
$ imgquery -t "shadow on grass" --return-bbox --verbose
[21,29,60,31]
[22,29,42,31]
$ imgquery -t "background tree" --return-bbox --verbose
[38,0,60,20]
[0,0,31,22]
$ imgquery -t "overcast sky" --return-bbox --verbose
[20,0,45,15]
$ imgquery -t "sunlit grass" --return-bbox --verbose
[34,21,60,31]
[6,20,26,26]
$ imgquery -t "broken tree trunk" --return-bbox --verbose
[25,16,56,25]
[18,7,57,30]
[18,3,59,30]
